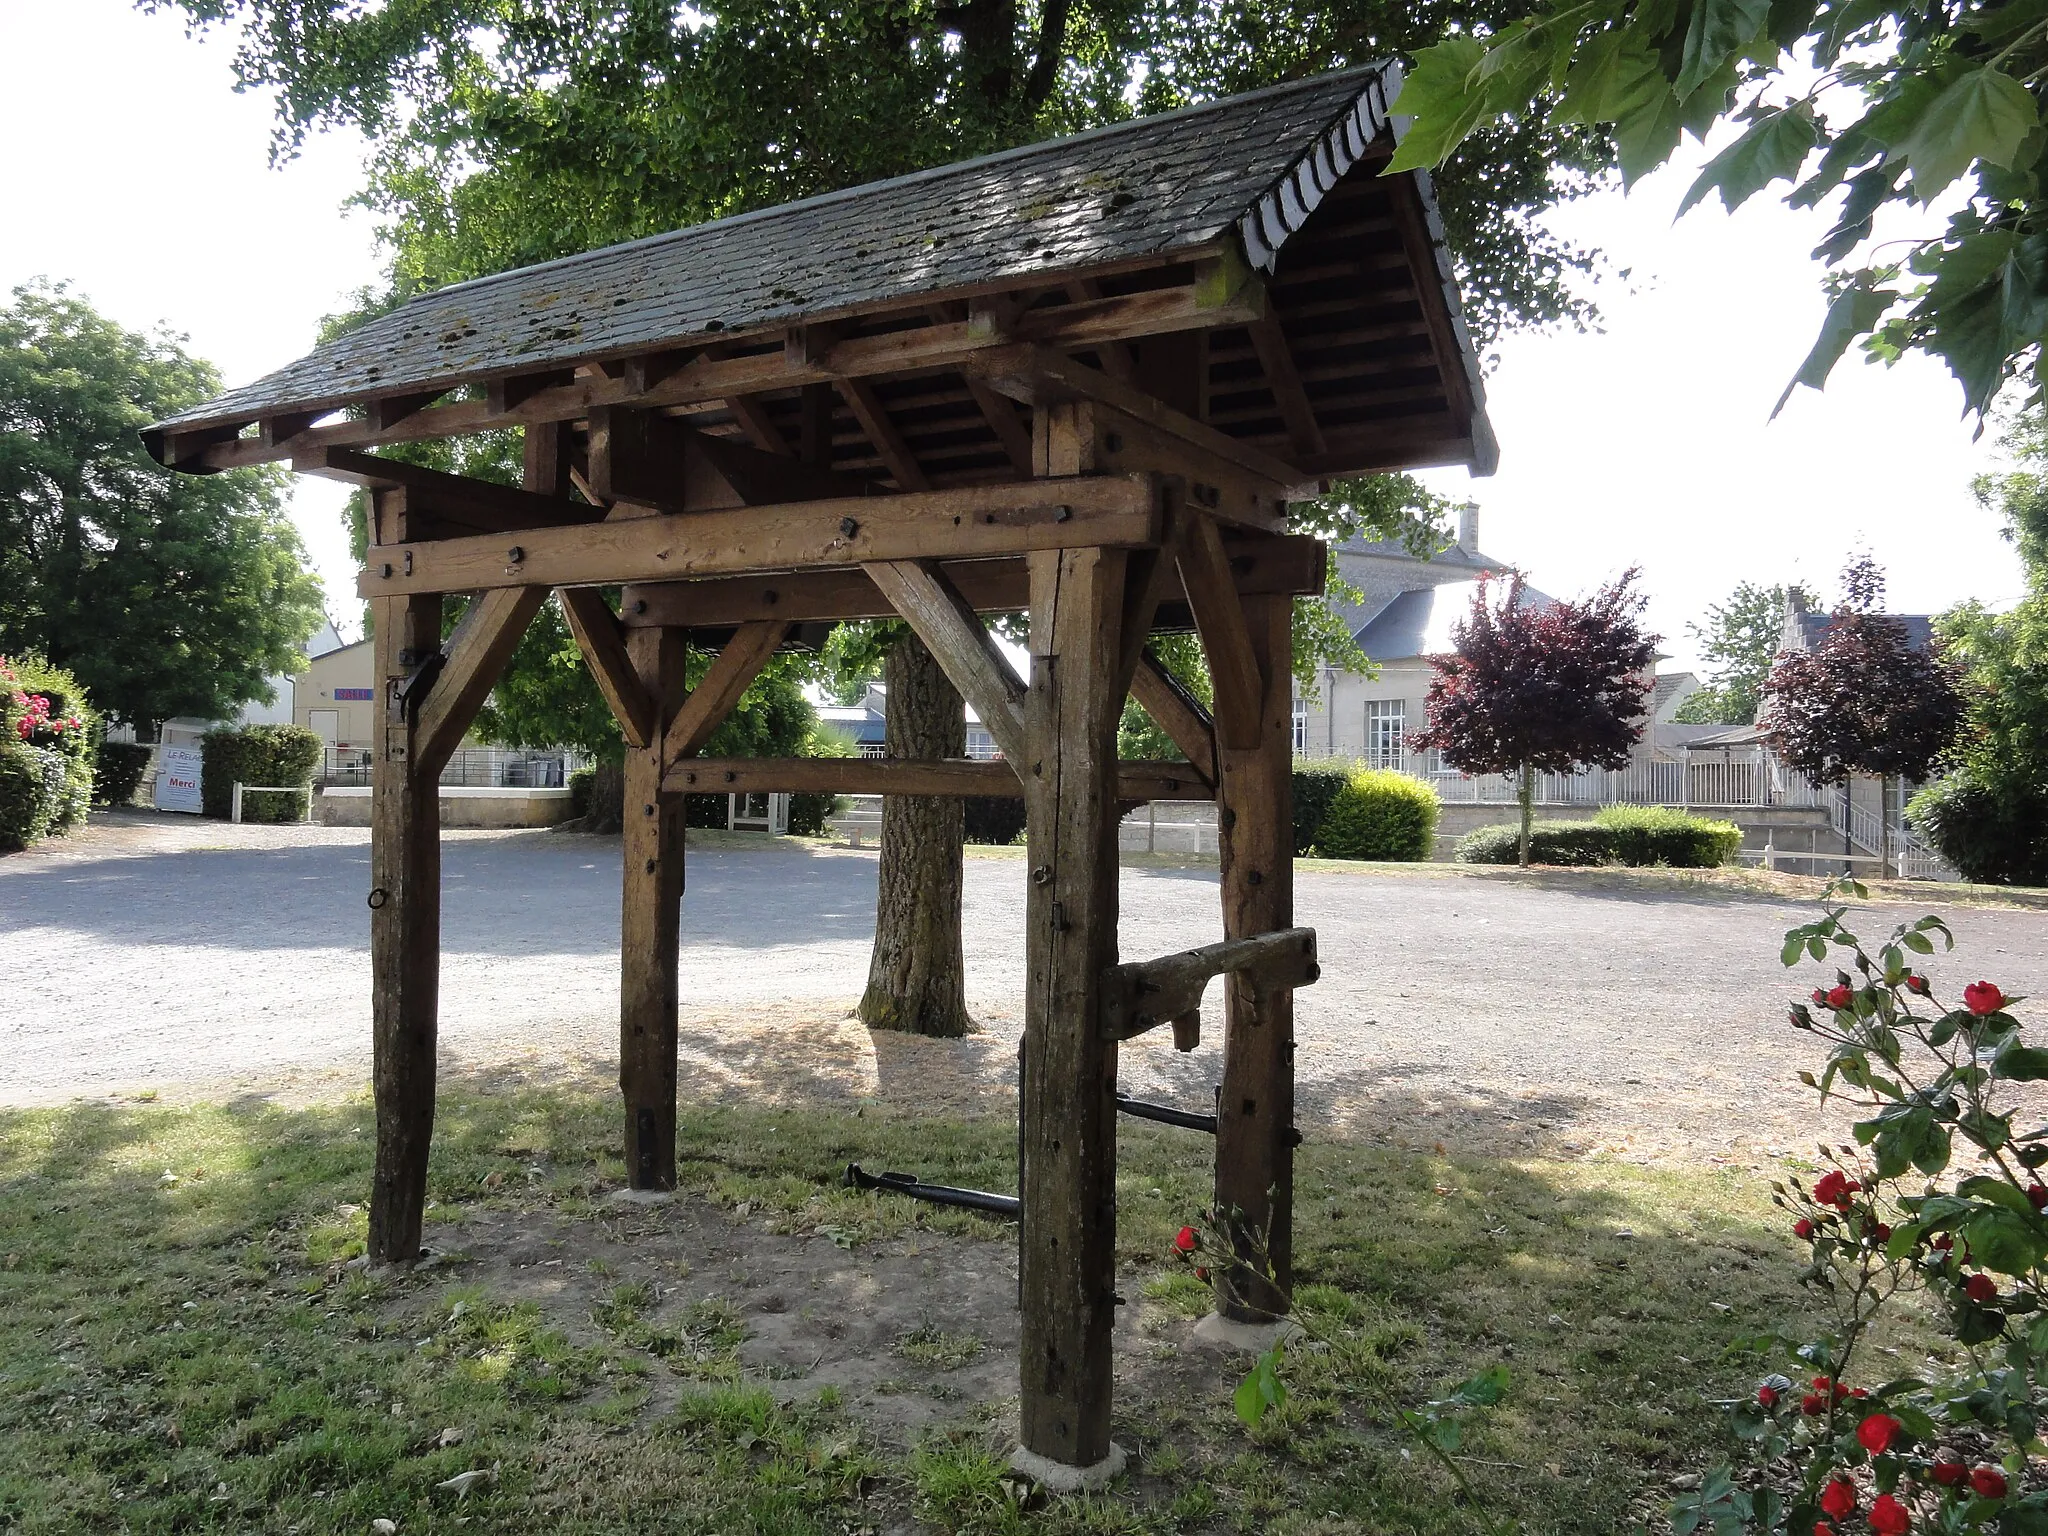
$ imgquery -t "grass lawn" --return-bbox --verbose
[0,1088,1935,1534]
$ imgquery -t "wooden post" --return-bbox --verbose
[1016,539,1128,1473]
[620,624,688,1190]
[368,564,444,1265]
[1210,591,1296,1320]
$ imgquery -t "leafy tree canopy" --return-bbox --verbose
[1674,579,1820,724]
[1383,0,2048,418]
[0,281,325,735]
[149,0,1614,343]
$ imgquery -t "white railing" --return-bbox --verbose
[1825,785,1959,882]
[1307,748,1828,810]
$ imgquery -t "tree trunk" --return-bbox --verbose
[1517,762,1534,868]
[583,760,625,834]
[859,634,971,1037]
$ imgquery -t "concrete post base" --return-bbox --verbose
[1008,1441,1127,1493]
[604,1187,675,1207]
[1191,1312,1303,1352]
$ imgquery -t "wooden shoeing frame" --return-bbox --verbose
[345,392,1316,1475]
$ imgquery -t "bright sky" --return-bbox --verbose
[2,0,2026,669]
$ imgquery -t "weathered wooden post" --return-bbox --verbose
[619,624,687,1190]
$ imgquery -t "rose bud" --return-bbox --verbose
[1857,1412,1903,1454]
[1173,1225,1197,1255]
[1795,1218,1816,1238]
[2030,1185,2048,1211]
[1964,981,2007,1016]
[1868,1492,1911,1535]
[1929,1457,1966,1487]
[1758,1384,1779,1408]
[1813,988,1829,1004]
[1827,984,1854,1009]
[1906,973,1931,995]
[1820,1477,1857,1519]
[1966,1273,1999,1304]
[1969,1465,2008,1499]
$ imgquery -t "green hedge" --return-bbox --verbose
[95,742,153,807]
[1292,761,1354,857]
[569,765,595,821]
[1312,767,1440,861]
[1455,807,1743,867]
[199,724,323,822]
[1909,769,2048,886]
[965,796,1027,846]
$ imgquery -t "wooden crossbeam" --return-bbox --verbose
[1247,311,1327,459]
[298,445,607,535]
[661,755,1210,800]
[1101,928,1318,1042]
[356,475,1162,597]
[1128,649,1217,787]
[661,619,792,764]
[620,533,1324,628]
[169,266,1269,472]
[1178,514,1265,751]
[559,588,658,748]
[863,560,1027,765]
[414,586,549,774]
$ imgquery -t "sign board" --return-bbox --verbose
[334,687,374,701]
[154,744,203,814]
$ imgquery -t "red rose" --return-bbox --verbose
[1966,1273,1999,1304]
[1820,1478,1858,1518]
[1173,1225,1197,1255]
[1929,1457,1966,1487]
[1758,1384,1780,1408]
[1849,1386,1870,1399]
[1814,1170,1852,1207]
[1802,1392,1828,1415]
[1965,982,2007,1016]
[1827,985,1854,1008]
[1868,1492,1911,1534]
[1813,988,1830,1004]
[1857,1412,1903,1453]
[2032,1185,2048,1211]
[1795,1218,1816,1239]
[1932,1233,1954,1252]
[1970,1465,2008,1499]
[1873,1224,1893,1243]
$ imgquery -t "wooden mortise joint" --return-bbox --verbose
[1100,927,1318,1042]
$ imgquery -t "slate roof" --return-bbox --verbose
[152,64,1483,455]
[1354,580,1557,662]
[1789,610,1936,652]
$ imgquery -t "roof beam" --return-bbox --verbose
[661,619,793,764]
[169,264,1267,472]
[356,473,1163,597]
[1246,311,1327,459]
[1127,649,1217,787]
[1177,511,1264,751]
[834,377,930,492]
[295,445,608,534]
[863,559,1028,765]
[415,586,549,773]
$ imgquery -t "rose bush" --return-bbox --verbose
[1672,880,2048,1534]
[0,654,96,851]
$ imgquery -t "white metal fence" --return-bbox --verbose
[1303,747,1829,810]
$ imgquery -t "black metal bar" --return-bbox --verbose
[844,1163,1020,1218]
[1115,1091,1303,1146]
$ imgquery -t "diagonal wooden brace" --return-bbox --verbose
[661,619,793,766]
[864,558,1029,768]
[559,588,658,749]
[1100,928,1317,1042]
[414,586,548,776]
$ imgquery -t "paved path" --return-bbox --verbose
[7,813,2046,1161]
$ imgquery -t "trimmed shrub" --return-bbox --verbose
[95,742,153,807]
[1456,810,1742,867]
[1312,767,1440,861]
[965,795,1027,846]
[199,724,323,822]
[1292,760,1355,857]
[0,744,59,852]
[2,653,97,845]
[788,792,842,837]
[569,764,596,822]
[1909,768,2048,886]
[1591,805,1743,867]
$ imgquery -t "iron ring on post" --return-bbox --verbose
[367,888,389,910]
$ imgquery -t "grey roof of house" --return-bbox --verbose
[156,64,1472,439]
[1354,579,1556,661]
[1790,611,1936,652]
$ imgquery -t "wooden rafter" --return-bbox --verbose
[835,376,929,492]
[1064,279,1136,381]
[1247,311,1327,459]
[558,588,658,748]
[724,394,790,455]
[661,620,793,765]
[863,559,1028,766]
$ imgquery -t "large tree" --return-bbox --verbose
[1413,570,1658,865]
[1674,580,1820,725]
[0,281,324,736]
[1382,0,2048,419]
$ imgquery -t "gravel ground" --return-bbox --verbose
[7,810,2047,1163]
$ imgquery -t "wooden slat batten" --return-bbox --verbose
[355,476,1162,597]
[620,625,688,1191]
[1017,541,1129,1472]
[1207,589,1298,1322]
[659,755,1211,801]
[367,587,444,1267]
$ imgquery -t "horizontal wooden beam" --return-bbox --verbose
[660,756,1213,801]
[618,534,1324,628]
[297,445,609,536]
[355,475,1163,597]
[169,260,1266,472]
[1101,927,1318,1042]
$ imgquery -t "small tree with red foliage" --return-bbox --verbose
[1414,570,1658,866]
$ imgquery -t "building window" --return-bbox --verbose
[1365,700,1405,769]
[1291,695,1307,755]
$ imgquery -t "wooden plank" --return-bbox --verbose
[661,619,792,763]
[368,589,443,1267]
[863,560,1027,765]
[620,533,1323,628]
[1247,311,1328,459]
[559,588,657,748]
[1101,928,1316,1041]
[1017,544,1128,1471]
[835,377,930,492]
[356,475,1163,597]
[1178,514,1264,751]
[660,755,1210,801]
[524,420,572,499]
[1128,649,1217,787]
[971,344,1309,493]
[1212,591,1297,1322]
[414,585,548,775]
[175,256,1264,471]
[620,625,688,1191]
